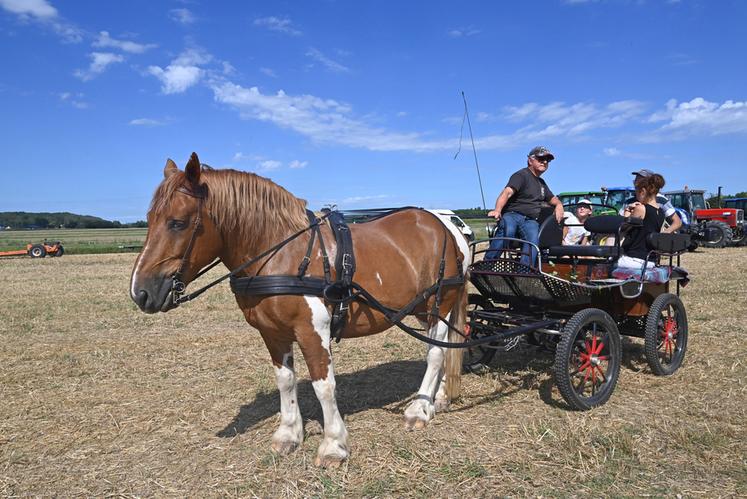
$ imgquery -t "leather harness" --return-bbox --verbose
[172,197,468,345]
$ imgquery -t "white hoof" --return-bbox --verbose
[403,397,434,430]
[314,438,349,468]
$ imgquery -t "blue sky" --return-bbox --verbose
[1,0,746,222]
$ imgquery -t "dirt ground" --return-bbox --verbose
[1,249,745,497]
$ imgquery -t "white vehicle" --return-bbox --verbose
[428,209,475,241]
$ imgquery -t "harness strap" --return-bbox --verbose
[175,210,333,304]
[297,210,319,277]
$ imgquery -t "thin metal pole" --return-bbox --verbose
[461,91,487,210]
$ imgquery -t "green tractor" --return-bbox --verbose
[557,191,616,215]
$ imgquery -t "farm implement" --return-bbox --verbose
[0,240,64,258]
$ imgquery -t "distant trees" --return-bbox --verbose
[0,212,147,229]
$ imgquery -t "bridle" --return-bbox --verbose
[171,185,210,303]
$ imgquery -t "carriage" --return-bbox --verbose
[132,154,692,466]
[464,209,691,410]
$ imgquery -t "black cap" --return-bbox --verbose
[528,146,555,160]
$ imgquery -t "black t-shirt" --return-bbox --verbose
[503,167,554,219]
[622,204,666,260]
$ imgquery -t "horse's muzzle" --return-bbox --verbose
[131,275,179,314]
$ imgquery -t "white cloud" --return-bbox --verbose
[0,0,56,19]
[0,0,82,42]
[253,16,302,36]
[503,100,647,137]
[258,160,282,170]
[211,81,456,152]
[59,91,87,108]
[306,47,349,73]
[289,160,307,169]
[232,152,264,163]
[129,118,165,126]
[260,67,277,78]
[603,147,621,156]
[148,49,210,94]
[93,31,156,54]
[447,26,480,38]
[339,194,389,205]
[170,8,195,25]
[74,52,124,81]
[647,97,747,139]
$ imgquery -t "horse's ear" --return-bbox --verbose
[185,152,201,186]
[164,159,178,178]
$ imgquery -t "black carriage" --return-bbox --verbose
[467,211,691,410]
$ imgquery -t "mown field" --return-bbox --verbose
[1,248,745,496]
[0,228,146,254]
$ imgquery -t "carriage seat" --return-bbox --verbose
[539,215,628,258]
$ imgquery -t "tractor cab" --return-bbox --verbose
[601,186,636,212]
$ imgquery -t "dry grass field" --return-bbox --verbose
[1,249,745,497]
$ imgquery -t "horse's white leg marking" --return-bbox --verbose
[304,297,349,466]
[404,312,450,430]
[271,350,304,455]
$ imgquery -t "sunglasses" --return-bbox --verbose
[533,156,552,163]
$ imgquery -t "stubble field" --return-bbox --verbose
[0,249,745,497]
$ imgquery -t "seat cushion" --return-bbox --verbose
[546,245,621,257]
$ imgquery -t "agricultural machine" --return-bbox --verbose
[665,189,745,248]
[0,240,64,258]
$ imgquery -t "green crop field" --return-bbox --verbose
[0,228,147,255]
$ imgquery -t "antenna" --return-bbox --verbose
[455,91,487,210]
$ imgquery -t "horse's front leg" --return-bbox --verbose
[259,334,304,455]
[404,314,450,430]
[299,297,349,468]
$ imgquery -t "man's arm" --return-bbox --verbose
[548,195,565,223]
[661,212,682,233]
[487,186,515,220]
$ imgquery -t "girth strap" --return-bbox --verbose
[322,209,356,343]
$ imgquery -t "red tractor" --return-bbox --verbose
[665,189,745,248]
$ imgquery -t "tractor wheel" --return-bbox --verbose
[554,308,621,410]
[29,244,47,258]
[702,221,733,248]
[729,227,746,247]
[53,246,64,257]
[644,293,688,376]
[463,294,499,373]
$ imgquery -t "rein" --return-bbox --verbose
[168,200,502,350]
[171,202,332,305]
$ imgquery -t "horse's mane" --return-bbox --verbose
[150,167,309,243]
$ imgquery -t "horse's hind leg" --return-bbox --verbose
[264,339,304,455]
[299,297,349,467]
[404,314,450,430]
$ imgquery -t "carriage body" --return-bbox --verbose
[466,213,691,410]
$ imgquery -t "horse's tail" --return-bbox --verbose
[444,276,468,400]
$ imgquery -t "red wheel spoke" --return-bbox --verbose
[594,340,606,355]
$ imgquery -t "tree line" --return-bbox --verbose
[0,212,147,229]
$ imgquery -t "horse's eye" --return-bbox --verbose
[167,219,188,231]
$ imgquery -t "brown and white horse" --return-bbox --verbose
[130,153,470,467]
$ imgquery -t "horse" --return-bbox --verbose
[129,152,471,467]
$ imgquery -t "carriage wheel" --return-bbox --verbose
[644,293,688,376]
[554,308,621,410]
[463,294,499,373]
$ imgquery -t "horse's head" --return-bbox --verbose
[130,152,223,313]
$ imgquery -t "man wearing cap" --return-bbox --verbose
[622,169,682,233]
[563,199,593,245]
[485,146,565,265]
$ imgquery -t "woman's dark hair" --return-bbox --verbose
[635,173,665,196]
